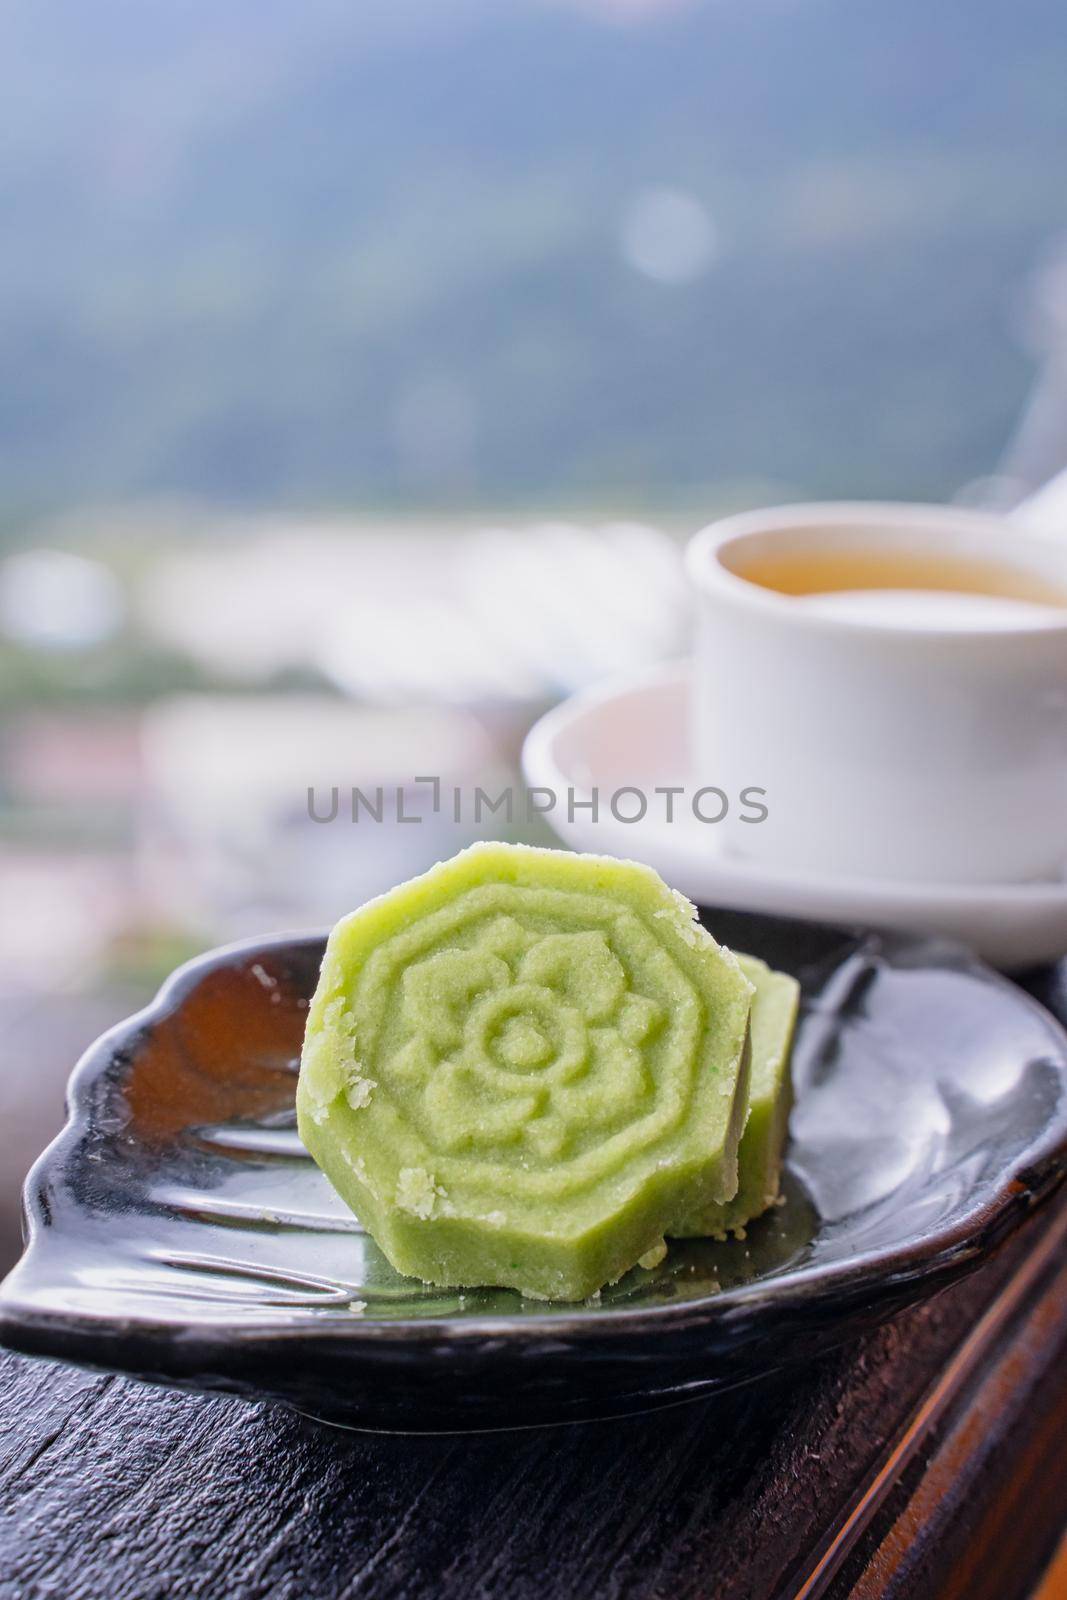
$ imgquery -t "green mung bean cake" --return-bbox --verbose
[297,841,754,1301]
[669,954,799,1239]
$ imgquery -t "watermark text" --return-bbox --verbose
[307,779,768,826]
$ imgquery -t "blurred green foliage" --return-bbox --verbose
[0,641,214,707]
[1,0,1065,516]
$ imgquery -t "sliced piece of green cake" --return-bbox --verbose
[669,953,798,1239]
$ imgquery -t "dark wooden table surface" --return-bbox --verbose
[2,968,1066,1600]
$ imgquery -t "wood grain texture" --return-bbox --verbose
[820,1198,1067,1600]
[0,965,1064,1599]
[0,1211,1060,1600]
[1031,1532,1067,1600]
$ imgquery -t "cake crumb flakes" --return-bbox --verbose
[344,1072,377,1110]
[341,1150,369,1185]
[396,1166,442,1219]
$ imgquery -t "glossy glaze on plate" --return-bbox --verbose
[2,910,1066,1430]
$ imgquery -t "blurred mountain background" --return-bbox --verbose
[4,0,1067,521]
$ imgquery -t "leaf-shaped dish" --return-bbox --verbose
[2,908,1066,1432]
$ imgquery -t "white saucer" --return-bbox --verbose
[521,661,1067,970]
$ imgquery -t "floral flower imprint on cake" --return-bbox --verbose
[392,919,666,1161]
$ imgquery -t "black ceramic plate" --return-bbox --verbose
[2,909,1066,1432]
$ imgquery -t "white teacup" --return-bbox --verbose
[686,502,1067,885]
